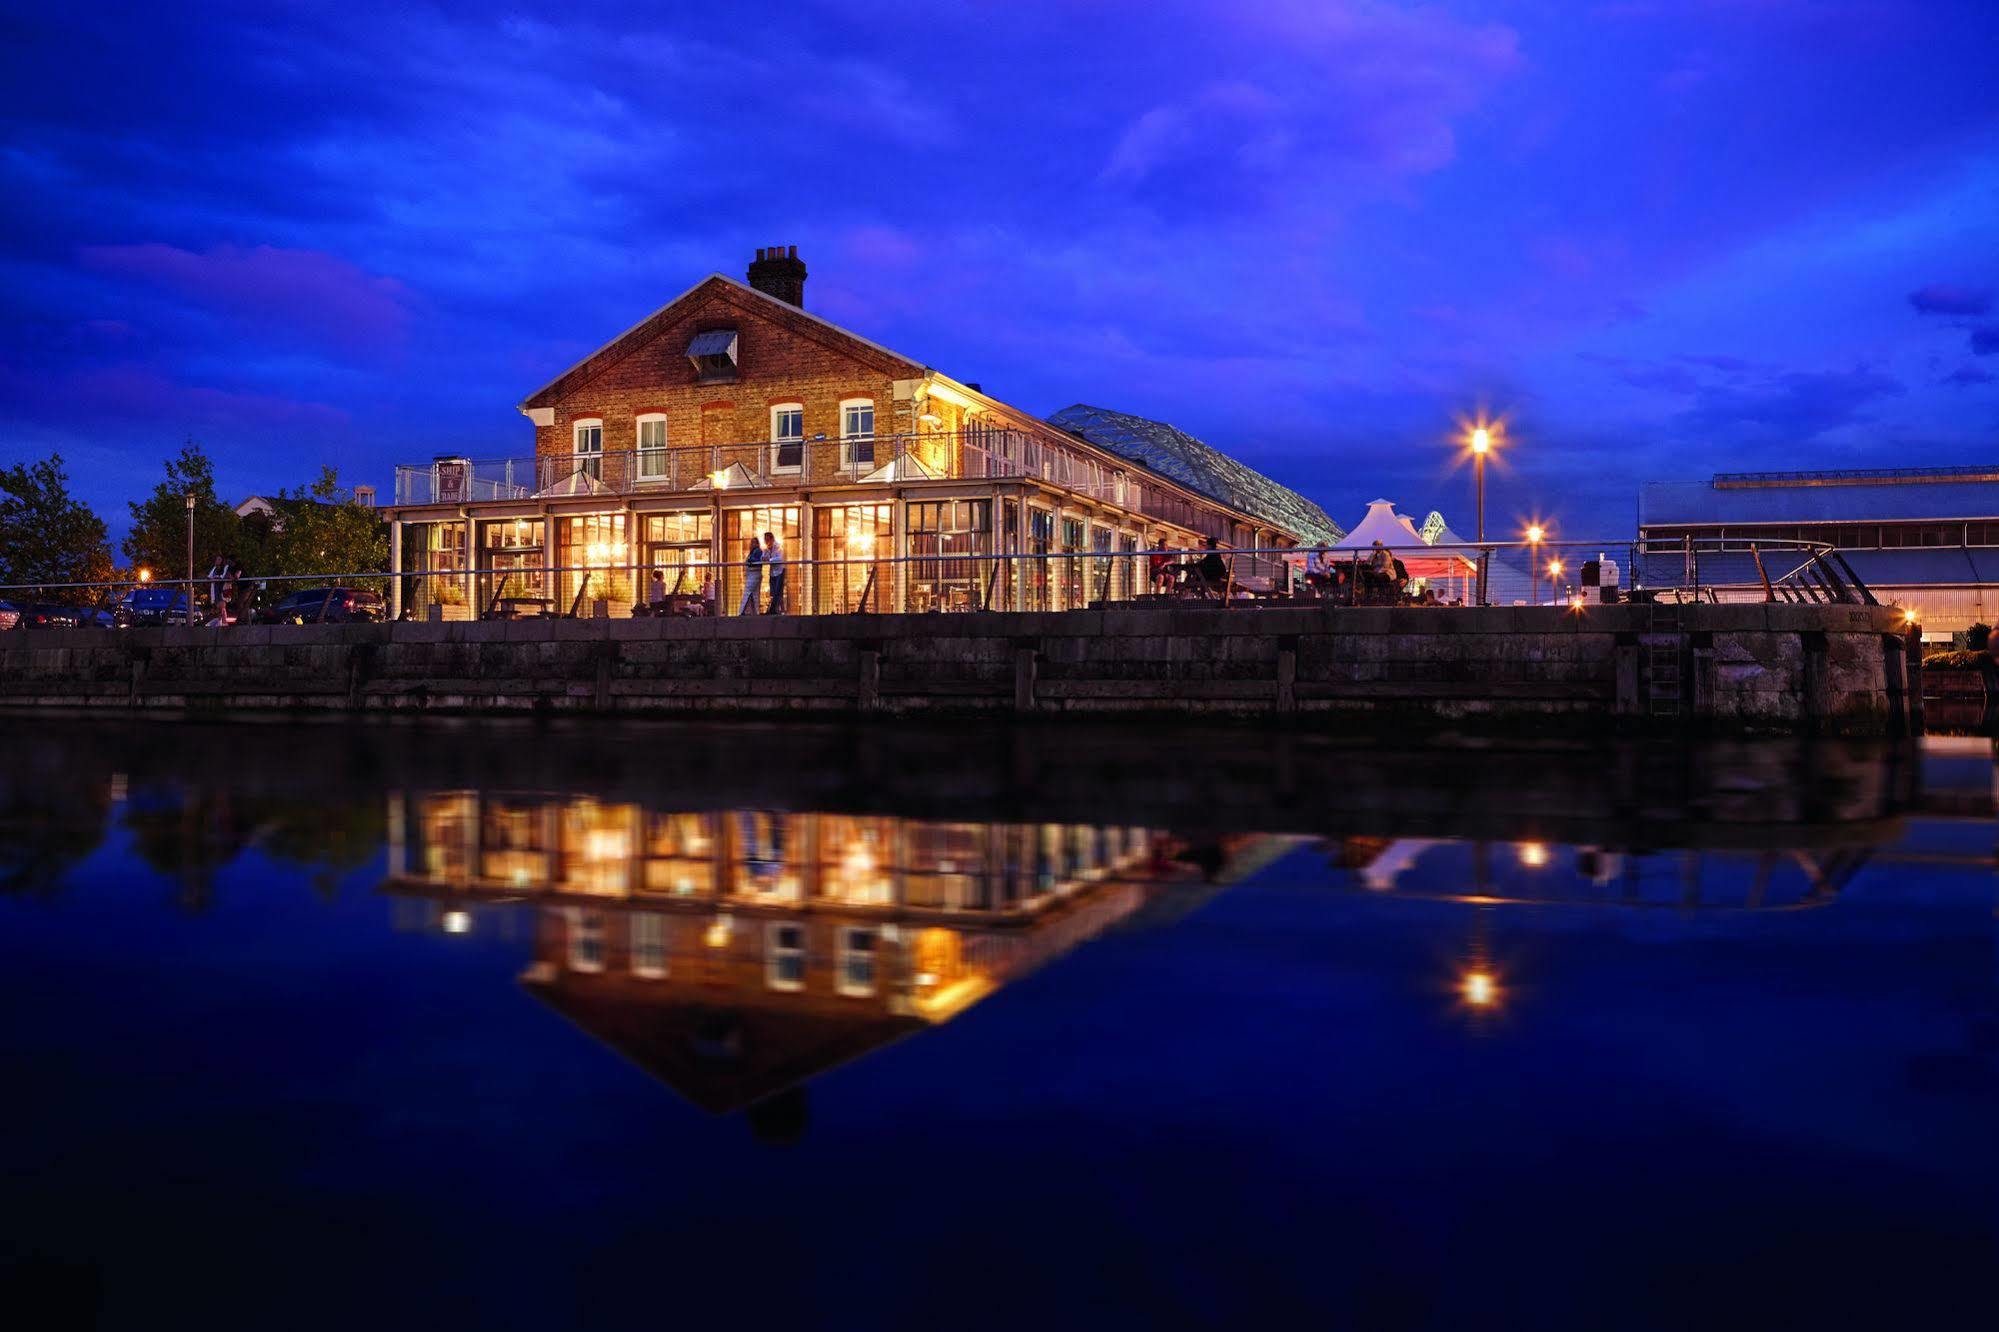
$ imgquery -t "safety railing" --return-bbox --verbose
[0,538,1881,631]
[391,429,1224,536]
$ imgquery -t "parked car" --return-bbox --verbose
[257,587,387,625]
[11,604,86,630]
[114,586,194,627]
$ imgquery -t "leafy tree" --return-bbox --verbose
[124,439,242,584]
[0,452,115,599]
[262,466,388,592]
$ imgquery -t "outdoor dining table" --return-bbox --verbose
[486,596,556,620]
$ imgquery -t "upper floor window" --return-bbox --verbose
[573,419,603,480]
[838,928,877,997]
[841,399,875,470]
[771,404,804,473]
[631,912,667,978]
[636,415,668,480]
[567,908,605,973]
[767,922,806,992]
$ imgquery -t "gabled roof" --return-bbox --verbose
[517,277,1319,541]
[1047,404,1344,545]
[519,274,923,410]
[521,973,925,1115]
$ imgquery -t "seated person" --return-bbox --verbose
[1303,549,1343,597]
[1191,539,1229,596]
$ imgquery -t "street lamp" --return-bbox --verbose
[1546,556,1564,604]
[184,491,197,627]
[1526,524,1544,603]
[1467,426,1493,543]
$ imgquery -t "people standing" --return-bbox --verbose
[230,566,255,625]
[202,551,231,625]
[738,536,764,616]
[647,569,668,614]
[762,531,786,614]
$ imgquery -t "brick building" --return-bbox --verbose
[385,247,1319,619]
[382,789,1170,1112]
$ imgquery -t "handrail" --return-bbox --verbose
[0,536,1844,600]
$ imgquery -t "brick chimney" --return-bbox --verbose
[746,245,807,307]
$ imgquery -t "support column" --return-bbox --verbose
[1614,634,1641,720]
[458,509,474,620]
[541,506,557,618]
[388,517,404,620]
[1013,639,1038,712]
[1882,631,1909,737]
[1904,623,1925,735]
[893,493,910,614]
[1052,501,1067,611]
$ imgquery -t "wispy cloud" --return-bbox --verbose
[79,243,410,353]
[1908,283,1993,316]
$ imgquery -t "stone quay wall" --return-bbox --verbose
[0,603,1918,735]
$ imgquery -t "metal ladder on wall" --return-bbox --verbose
[1647,599,1685,720]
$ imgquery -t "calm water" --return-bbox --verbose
[0,720,1993,1330]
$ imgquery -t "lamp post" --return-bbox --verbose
[184,492,197,627]
[1526,524,1544,603]
[1546,557,1564,604]
[1469,427,1492,543]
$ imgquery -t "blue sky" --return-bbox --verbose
[3,0,1996,539]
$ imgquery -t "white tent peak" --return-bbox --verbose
[1334,499,1433,551]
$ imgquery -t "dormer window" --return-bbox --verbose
[687,328,739,383]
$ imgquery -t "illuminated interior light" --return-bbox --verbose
[441,910,471,935]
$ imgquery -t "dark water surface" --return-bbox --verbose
[1,720,1993,1330]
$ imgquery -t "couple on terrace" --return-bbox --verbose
[739,531,787,615]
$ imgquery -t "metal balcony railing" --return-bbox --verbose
[392,429,1225,536]
[0,538,1891,628]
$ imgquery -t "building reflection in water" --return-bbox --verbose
[367,736,1979,1118]
[386,791,1278,1118]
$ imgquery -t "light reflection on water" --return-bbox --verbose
[0,720,1993,1328]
